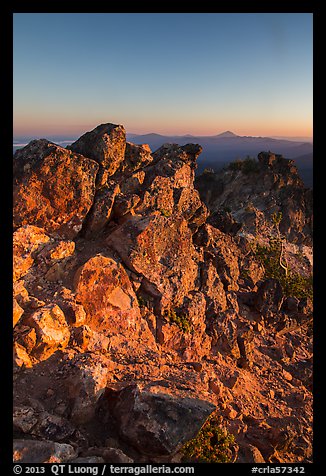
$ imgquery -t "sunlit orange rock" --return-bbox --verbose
[13,225,50,281]
[14,140,99,239]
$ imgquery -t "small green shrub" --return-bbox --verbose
[240,267,251,280]
[137,295,147,308]
[182,414,236,463]
[160,208,172,217]
[242,157,259,174]
[228,159,243,172]
[228,156,259,175]
[203,167,215,174]
[164,309,192,333]
[282,272,313,301]
[253,240,313,300]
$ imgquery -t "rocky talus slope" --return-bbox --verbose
[13,124,313,463]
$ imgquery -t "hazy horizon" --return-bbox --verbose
[13,128,313,144]
[14,13,312,139]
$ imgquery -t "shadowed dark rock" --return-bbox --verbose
[13,439,77,463]
[110,385,215,456]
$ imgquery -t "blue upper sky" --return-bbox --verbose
[13,13,313,138]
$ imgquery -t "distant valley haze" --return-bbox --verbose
[130,130,314,188]
[13,128,313,188]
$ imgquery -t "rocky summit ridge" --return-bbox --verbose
[195,152,313,246]
[13,123,313,464]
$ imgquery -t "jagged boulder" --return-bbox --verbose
[13,141,99,239]
[82,179,120,236]
[108,384,215,456]
[41,240,76,283]
[195,151,313,245]
[236,326,255,368]
[13,280,29,307]
[13,406,76,442]
[13,225,50,281]
[13,439,77,463]
[254,278,284,320]
[237,444,266,463]
[207,210,242,235]
[62,353,113,424]
[209,310,241,359]
[106,214,200,308]
[52,287,86,326]
[73,254,156,351]
[135,143,207,229]
[13,342,33,368]
[122,142,153,174]
[199,259,228,315]
[278,190,313,244]
[196,224,240,291]
[102,448,134,463]
[74,254,140,333]
[156,291,212,359]
[137,175,175,217]
[98,141,208,231]
[119,170,146,196]
[174,187,208,231]
[24,304,70,361]
[239,253,265,288]
[68,123,126,185]
[152,143,202,168]
[13,299,24,327]
[111,192,141,220]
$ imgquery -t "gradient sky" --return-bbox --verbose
[13,13,313,138]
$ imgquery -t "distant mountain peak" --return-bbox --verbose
[216,131,238,138]
[145,132,165,137]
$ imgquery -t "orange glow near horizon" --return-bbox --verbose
[13,116,313,139]
[14,14,312,142]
